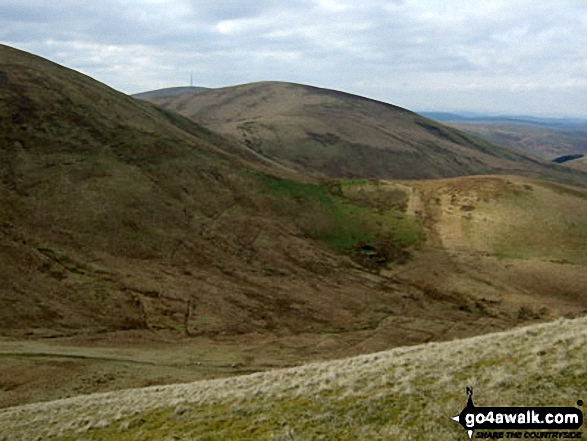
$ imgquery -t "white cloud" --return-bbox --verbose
[2,0,587,116]
[314,0,349,12]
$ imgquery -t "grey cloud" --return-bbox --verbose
[2,0,586,116]
[185,0,286,21]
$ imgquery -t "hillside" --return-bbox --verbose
[1,44,455,346]
[1,45,586,413]
[0,44,295,337]
[392,175,587,316]
[0,316,584,440]
[142,81,587,186]
[1,170,586,409]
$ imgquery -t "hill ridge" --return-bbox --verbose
[142,80,587,186]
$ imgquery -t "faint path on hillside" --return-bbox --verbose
[404,182,443,247]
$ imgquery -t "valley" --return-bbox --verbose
[1,172,585,410]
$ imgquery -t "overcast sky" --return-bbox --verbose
[2,0,587,117]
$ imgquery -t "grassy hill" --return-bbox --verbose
[393,175,587,322]
[0,44,285,336]
[0,316,584,440]
[1,171,585,410]
[142,81,587,186]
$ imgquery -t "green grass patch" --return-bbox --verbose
[258,175,422,261]
[339,178,370,187]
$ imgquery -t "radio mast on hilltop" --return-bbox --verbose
[190,72,193,87]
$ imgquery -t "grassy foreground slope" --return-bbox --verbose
[0,316,584,440]
[143,82,587,186]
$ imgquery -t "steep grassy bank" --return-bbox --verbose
[0,45,428,339]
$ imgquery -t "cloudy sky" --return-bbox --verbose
[2,0,587,117]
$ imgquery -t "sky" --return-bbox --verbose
[2,0,587,117]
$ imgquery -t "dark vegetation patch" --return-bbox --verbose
[552,153,585,164]
[306,131,342,145]
[415,120,469,146]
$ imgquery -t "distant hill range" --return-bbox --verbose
[420,111,587,129]
[132,86,208,100]
[139,82,587,186]
[421,112,587,161]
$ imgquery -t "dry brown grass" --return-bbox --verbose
[389,175,587,320]
[2,174,586,413]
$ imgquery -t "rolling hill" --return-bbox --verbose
[1,43,458,348]
[1,44,586,415]
[141,81,587,186]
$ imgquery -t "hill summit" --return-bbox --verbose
[143,81,587,186]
